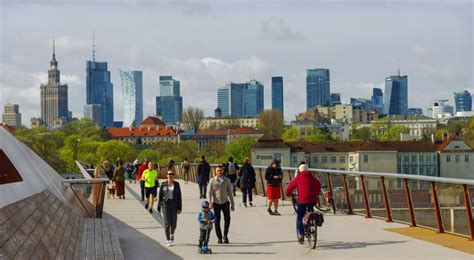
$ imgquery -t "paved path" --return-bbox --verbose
[103,181,473,259]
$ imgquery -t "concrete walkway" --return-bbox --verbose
[103,181,473,259]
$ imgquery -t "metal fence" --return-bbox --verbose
[171,163,474,241]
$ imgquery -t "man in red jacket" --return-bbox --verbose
[137,159,149,201]
[285,164,322,244]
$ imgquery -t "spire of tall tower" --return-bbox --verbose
[52,37,56,62]
[92,30,96,61]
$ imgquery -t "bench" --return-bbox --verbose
[0,190,124,260]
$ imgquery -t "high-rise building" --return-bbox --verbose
[156,96,183,124]
[429,100,453,119]
[120,70,143,127]
[40,40,69,127]
[350,98,373,111]
[330,93,341,106]
[2,103,21,127]
[271,77,284,115]
[156,76,182,124]
[217,80,264,117]
[454,90,472,112]
[84,104,101,125]
[383,71,408,115]
[371,88,384,114]
[306,68,330,110]
[159,76,180,96]
[408,108,423,116]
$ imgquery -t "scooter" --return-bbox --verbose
[199,221,213,254]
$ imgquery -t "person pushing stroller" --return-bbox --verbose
[197,201,215,254]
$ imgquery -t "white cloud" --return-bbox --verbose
[260,17,306,41]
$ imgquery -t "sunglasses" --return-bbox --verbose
[167,173,175,176]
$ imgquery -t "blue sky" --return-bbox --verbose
[0,0,472,125]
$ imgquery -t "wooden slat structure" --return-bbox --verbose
[0,190,124,260]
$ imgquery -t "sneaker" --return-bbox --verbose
[243,203,247,207]
[249,202,253,207]
[145,203,149,209]
[217,239,223,244]
[166,240,172,247]
[274,210,281,216]
[223,237,229,244]
[267,208,274,215]
[149,208,153,213]
[298,235,304,244]
[170,234,174,242]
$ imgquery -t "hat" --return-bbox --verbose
[298,164,308,172]
[201,200,210,208]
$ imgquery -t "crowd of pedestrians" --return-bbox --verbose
[93,154,319,252]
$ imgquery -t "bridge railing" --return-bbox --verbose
[172,163,474,241]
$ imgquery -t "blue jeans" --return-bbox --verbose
[297,203,315,236]
[242,187,253,203]
[140,180,145,200]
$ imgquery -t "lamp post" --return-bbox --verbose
[73,139,81,161]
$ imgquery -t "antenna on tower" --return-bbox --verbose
[397,58,400,76]
[249,66,252,80]
[92,30,96,61]
[52,37,56,60]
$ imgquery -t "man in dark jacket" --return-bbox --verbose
[238,157,256,207]
[265,159,283,215]
[197,156,211,199]
[285,164,321,244]
[224,156,240,196]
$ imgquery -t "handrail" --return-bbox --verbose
[75,160,93,179]
[62,178,110,184]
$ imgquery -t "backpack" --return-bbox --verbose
[228,163,236,175]
[183,161,190,170]
[303,212,324,227]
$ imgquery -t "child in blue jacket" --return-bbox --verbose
[197,200,216,252]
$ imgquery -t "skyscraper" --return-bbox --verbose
[371,88,384,114]
[271,77,284,115]
[40,40,68,127]
[383,71,408,115]
[2,103,21,127]
[120,70,143,127]
[84,104,101,125]
[306,68,330,110]
[217,80,264,117]
[454,90,472,112]
[156,76,182,124]
[330,93,341,106]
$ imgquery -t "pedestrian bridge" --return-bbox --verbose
[0,126,473,259]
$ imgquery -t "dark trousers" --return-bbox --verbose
[162,200,178,241]
[242,187,253,203]
[105,170,113,180]
[183,169,189,182]
[199,183,207,197]
[198,229,211,247]
[213,201,230,240]
[297,203,315,236]
[139,180,145,200]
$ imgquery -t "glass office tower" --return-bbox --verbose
[120,70,143,127]
[306,68,330,110]
[454,90,472,112]
[86,61,114,127]
[272,77,284,115]
[383,73,408,115]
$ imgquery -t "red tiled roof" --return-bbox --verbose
[108,126,177,137]
[141,116,165,126]
[229,127,261,135]
[0,123,15,133]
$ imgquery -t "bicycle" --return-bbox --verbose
[297,206,324,249]
[318,185,336,214]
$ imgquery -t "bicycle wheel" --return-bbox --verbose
[307,220,318,249]
[330,198,336,214]
[291,195,298,214]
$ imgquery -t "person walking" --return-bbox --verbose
[181,158,190,184]
[224,156,240,196]
[197,156,210,199]
[208,165,235,244]
[137,159,149,201]
[142,162,159,213]
[265,159,283,216]
[238,157,256,207]
[158,169,182,247]
[113,159,126,199]
[197,200,215,253]
[285,164,321,244]
[102,158,114,180]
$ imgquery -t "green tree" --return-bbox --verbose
[225,136,257,163]
[257,109,284,137]
[352,126,371,141]
[96,140,136,163]
[281,128,302,142]
[138,149,161,162]
[306,128,332,141]
[380,125,409,141]
[202,141,227,163]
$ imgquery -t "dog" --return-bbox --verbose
[107,184,116,199]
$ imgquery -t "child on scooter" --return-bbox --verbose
[197,200,215,254]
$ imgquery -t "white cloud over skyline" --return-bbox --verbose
[0,1,472,126]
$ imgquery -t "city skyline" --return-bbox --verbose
[0,1,472,126]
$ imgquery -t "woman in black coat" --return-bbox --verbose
[157,169,182,246]
[238,157,256,207]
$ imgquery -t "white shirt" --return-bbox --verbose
[168,185,174,200]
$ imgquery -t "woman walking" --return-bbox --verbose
[142,162,159,213]
[158,169,182,247]
[238,158,256,207]
[113,159,126,199]
[265,159,283,215]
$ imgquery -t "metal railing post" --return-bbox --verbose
[380,176,393,222]
[431,181,445,233]
[404,178,417,227]
[343,174,353,214]
[288,170,292,181]
[360,175,372,218]
[461,184,474,241]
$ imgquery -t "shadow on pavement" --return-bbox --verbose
[316,240,407,250]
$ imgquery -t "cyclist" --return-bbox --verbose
[285,164,321,244]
